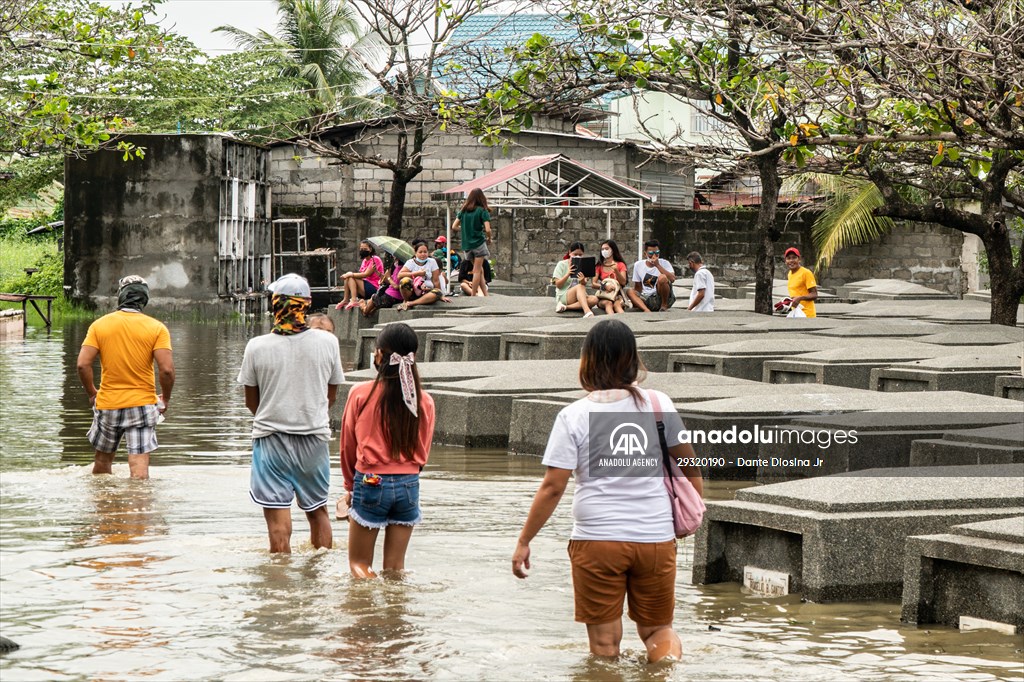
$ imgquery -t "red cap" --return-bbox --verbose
[784,247,801,258]
[435,236,447,244]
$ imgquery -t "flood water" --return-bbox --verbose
[1,321,1022,681]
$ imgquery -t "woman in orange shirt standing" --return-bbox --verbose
[339,323,435,578]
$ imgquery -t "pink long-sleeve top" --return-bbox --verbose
[340,381,435,491]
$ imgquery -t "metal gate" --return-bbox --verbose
[218,141,272,312]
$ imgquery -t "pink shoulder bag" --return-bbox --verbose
[648,390,706,538]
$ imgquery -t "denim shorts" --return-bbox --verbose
[363,281,378,297]
[349,471,422,529]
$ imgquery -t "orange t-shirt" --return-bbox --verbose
[82,311,172,409]
[787,266,818,318]
[339,381,435,491]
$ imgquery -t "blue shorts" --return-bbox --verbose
[363,281,378,297]
[349,471,422,529]
[249,433,330,512]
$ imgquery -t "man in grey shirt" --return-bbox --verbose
[238,273,345,553]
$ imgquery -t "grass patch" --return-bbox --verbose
[1,227,93,326]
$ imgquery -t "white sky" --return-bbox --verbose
[145,0,282,53]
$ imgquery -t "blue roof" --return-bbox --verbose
[435,13,585,93]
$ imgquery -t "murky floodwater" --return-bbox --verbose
[1,321,1022,681]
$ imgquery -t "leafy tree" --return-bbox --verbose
[215,0,375,115]
[771,0,1024,323]
[1,0,168,158]
[285,0,516,237]
[463,2,821,314]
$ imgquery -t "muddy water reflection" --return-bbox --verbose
[1,322,1022,681]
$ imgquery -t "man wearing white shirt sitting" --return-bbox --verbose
[627,239,677,312]
[686,251,715,312]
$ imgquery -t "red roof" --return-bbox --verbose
[440,153,651,200]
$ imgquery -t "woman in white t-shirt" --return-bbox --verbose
[512,319,704,663]
[396,239,444,311]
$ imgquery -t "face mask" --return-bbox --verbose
[601,249,612,259]
[414,257,428,265]
[359,250,371,258]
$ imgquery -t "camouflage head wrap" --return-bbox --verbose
[271,294,310,335]
[117,275,149,311]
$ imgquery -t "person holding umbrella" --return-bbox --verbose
[359,237,413,316]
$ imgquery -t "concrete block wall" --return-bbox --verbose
[827,222,966,296]
[275,204,646,290]
[649,209,966,295]
[268,128,693,209]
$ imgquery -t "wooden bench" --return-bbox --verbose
[0,294,55,328]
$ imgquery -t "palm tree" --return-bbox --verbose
[785,173,894,271]
[216,0,375,116]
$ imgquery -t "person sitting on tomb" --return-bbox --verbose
[552,242,598,318]
[396,239,444,311]
[337,240,385,310]
[361,255,404,316]
[593,239,629,315]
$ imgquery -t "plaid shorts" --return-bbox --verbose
[87,404,160,455]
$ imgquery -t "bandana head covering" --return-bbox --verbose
[271,294,310,335]
[388,352,418,416]
[117,275,149,311]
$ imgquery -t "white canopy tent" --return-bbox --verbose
[434,154,654,289]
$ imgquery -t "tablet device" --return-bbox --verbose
[571,256,596,278]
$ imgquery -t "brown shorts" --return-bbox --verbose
[567,539,676,626]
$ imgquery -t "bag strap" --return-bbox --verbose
[647,389,680,480]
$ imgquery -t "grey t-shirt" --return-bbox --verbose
[237,329,345,441]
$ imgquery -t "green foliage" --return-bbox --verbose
[0,156,63,216]
[0,249,63,297]
[215,0,374,116]
[0,216,43,242]
[793,174,894,270]
[1,0,168,157]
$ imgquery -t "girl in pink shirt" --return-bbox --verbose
[337,240,385,310]
[339,323,435,578]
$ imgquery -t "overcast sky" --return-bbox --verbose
[150,0,282,53]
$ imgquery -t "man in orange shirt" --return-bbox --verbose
[76,276,175,479]
[783,247,818,318]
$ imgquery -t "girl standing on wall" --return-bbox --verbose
[339,323,435,577]
[451,188,492,297]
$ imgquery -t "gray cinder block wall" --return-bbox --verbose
[650,209,966,296]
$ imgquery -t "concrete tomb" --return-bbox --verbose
[692,464,1024,602]
[506,374,770,456]
[994,375,1024,401]
[355,318,467,369]
[870,345,1024,395]
[667,338,838,381]
[902,515,1024,630]
[754,408,1024,481]
[424,318,564,365]
[909,422,1024,468]
[761,341,956,389]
